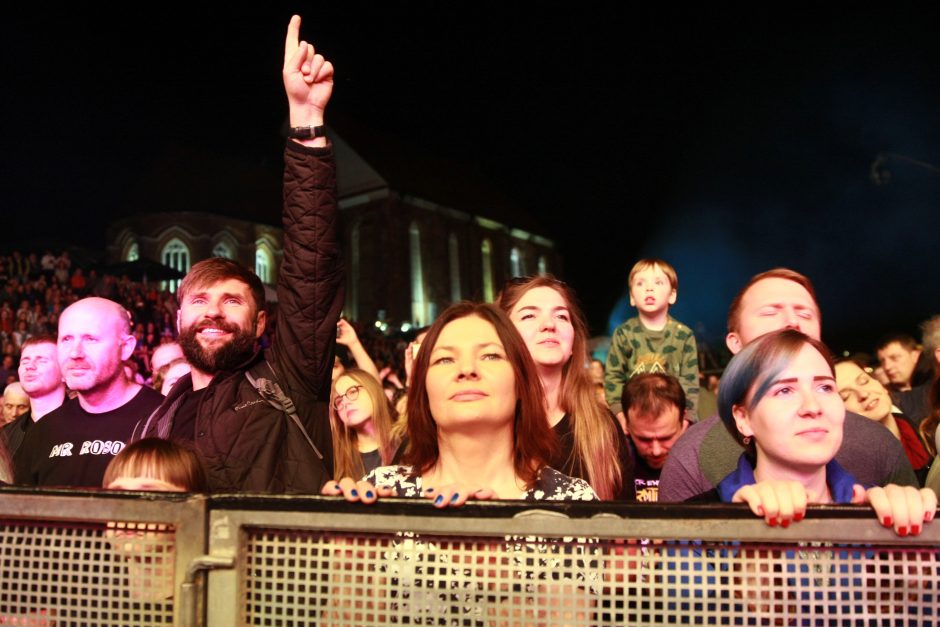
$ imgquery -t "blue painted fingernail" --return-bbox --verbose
[350,489,358,497]
[434,495,443,505]
[450,493,460,503]
[426,487,435,493]
[365,490,374,499]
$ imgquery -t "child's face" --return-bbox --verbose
[629,265,676,315]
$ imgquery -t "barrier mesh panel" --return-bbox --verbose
[0,519,176,626]
[243,529,939,626]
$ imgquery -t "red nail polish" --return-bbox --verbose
[898,527,908,537]
[781,519,790,529]
[768,517,778,527]
[794,512,804,522]
[882,516,892,528]
[911,525,920,535]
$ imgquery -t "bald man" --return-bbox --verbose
[15,298,164,487]
[2,383,29,426]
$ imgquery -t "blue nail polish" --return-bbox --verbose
[350,489,358,497]
[434,494,443,505]
[450,493,459,503]
[425,487,435,493]
[365,490,374,499]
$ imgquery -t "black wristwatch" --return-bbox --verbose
[288,125,325,139]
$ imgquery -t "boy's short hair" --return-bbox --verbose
[178,257,266,313]
[628,259,678,291]
[622,373,686,423]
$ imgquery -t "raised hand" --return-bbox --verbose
[283,15,334,134]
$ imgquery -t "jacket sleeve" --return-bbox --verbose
[273,140,344,404]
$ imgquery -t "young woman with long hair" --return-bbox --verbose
[496,275,633,500]
[330,368,401,479]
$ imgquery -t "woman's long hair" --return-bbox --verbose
[330,368,401,480]
[497,276,623,500]
[920,379,940,458]
[403,302,557,488]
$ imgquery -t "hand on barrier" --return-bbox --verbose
[732,480,808,527]
[859,483,938,537]
[321,477,393,504]
[422,484,497,508]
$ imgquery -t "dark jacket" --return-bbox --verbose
[139,141,343,493]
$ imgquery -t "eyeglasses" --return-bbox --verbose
[332,385,363,409]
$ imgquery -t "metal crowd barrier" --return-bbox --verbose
[2,488,938,626]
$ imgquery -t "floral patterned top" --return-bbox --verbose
[357,465,600,623]
[363,465,599,501]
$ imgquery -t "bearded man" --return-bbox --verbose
[137,16,342,493]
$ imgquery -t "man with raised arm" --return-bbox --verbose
[658,268,917,502]
[138,16,343,493]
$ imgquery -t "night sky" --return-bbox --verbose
[2,5,939,356]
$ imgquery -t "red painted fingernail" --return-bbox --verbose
[768,517,778,527]
[794,512,804,522]
[882,516,893,528]
[898,526,908,537]
[781,519,790,529]
[911,525,920,536]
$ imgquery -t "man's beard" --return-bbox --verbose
[178,318,258,374]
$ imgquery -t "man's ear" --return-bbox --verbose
[629,294,636,307]
[726,332,743,355]
[120,334,136,362]
[732,404,753,438]
[176,309,182,335]
[255,309,267,339]
[668,289,677,305]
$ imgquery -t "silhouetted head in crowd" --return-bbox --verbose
[2,382,29,426]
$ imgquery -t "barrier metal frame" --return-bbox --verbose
[206,496,940,626]
[0,487,207,627]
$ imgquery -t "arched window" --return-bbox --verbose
[481,239,494,303]
[448,233,461,303]
[538,255,548,275]
[509,247,525,278]
[255,246,272,284]
[125,241,139,262]
[212,241,233,259]
[409,222,427,325]
[161,238,190,292]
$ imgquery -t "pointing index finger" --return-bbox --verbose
[284,15,302,67]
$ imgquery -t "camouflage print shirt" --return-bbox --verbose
[604,316,699,419]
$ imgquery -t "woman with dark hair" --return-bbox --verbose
[330,368,401,479]
[496,275,633,500]
[710,329,935,535]
[324,301,596,504]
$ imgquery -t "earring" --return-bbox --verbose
[743,435,752,445]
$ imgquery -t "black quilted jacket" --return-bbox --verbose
[140,141,343,493]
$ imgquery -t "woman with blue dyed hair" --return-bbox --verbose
[714,329,935,536]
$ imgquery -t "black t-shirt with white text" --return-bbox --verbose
[627,438,662,502]
[14,387,164,488]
